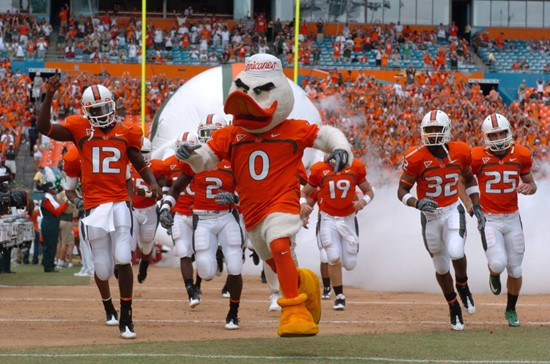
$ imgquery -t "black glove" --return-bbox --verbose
[214,192,239,205]
[175,142,201,160]
[472,204,486,231]
[326,149,349,172]
[249,249,260,265]
[159,208,174,229]
[415,198,438,212]
[73,197,84,210]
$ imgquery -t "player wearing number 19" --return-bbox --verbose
[37,74,162,340]
[397,110,485,331]
[471,113,536,328]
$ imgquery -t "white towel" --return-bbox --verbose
[82,202,115,232]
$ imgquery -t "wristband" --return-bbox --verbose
[163,195,176,207]
[401,193,413,206]
[161,203,171,212]
[299,197,307,204]
[362,195,372,205]
[465,186,480,196]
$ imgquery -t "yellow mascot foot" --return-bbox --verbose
[277,293,319,337]
[297,268,322,324]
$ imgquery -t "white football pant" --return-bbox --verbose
[171,213,194,258]
[131,204,159,255]
[318,211,359,270]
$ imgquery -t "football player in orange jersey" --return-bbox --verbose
[193,114,244,329]
[129,137,167,284]
[397,110,485,331]
[300,157,374,311]
[161,132,201,308]
[471,113,537,327]
[62,145,121,327]
[37,72,162,339]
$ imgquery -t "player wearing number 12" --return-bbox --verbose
[471,113,537,327]
[397,110,485,331]
[37,74,162,340]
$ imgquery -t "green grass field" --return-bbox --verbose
[1,329,550,363]
[0,262,90,286]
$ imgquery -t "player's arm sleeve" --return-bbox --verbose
[307,163,321,187]
[355,161,367,185]
[520,148,533,175]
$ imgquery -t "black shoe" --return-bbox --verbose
[449,301,464,331]
[260,269,267,284]
[225,312,239,330]
[456,284,476,315]
[333,294,346,311]
[489,274,501,295]
[186,283,201,308]
[137,260,149,284]
[119,309,136,339]
[105,311,119,326]
[322,286,332,300]
[195,283,202,295]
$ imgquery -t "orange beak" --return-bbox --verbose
[224,90,277,131]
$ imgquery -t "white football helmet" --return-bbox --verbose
[482,113,513,151]
[141,137,152,163]
[197,114,227,143]
[175,131,200,148]
[82,84,116,128]
[420,110,451,146]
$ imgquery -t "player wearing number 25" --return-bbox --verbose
[37,72,162,340]
[397,110,485,331]
[471,113,537,328]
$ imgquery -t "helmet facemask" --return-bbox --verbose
[421,125,451,146]
[83,100,116,128]
[484,128,513,151]
[198,126,216,143]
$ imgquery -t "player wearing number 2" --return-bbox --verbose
[471,113,536,327]
[37,73,162,339]
[300,158,374,311]
[397,110,485,331]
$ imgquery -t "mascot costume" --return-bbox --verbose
[176,54,352,337]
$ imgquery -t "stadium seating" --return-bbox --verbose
[478,41,549,72]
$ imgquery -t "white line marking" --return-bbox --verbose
[0,353,548,363]
[1,317,549,326]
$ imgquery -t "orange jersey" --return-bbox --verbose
[193,160,235,211]
[62,116,142,210]
[163,155,195,216]
[130,159,165,209]
[308,159,366,216]
[63,145,81,178]
[207,119,319,229]
[403,142,472,208]
[471,145,532,214]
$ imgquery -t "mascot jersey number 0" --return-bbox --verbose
[177,54,353,337]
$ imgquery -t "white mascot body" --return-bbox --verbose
[178,54,352,337]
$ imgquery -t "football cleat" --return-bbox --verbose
[105,311,119,326]
[137,259,149,284]
[321,286,332,300]
[269,293,281,312]
[221,282,230,298]
[449,301,464,331]
[119,309,136,339]
[333,294,346,311]
[505,310,520,327]
[489,274,501,295]
[456,284,476,315]
[225,313,239,330]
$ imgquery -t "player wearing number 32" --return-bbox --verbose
[471,113,536,328]
[174,54,353,337]
[397,110,484,331]
[37,75,162,340]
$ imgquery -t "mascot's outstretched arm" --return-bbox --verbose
[176,142,219,173]
[313,125,353,168]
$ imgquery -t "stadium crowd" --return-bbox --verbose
[0,12,52,59]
